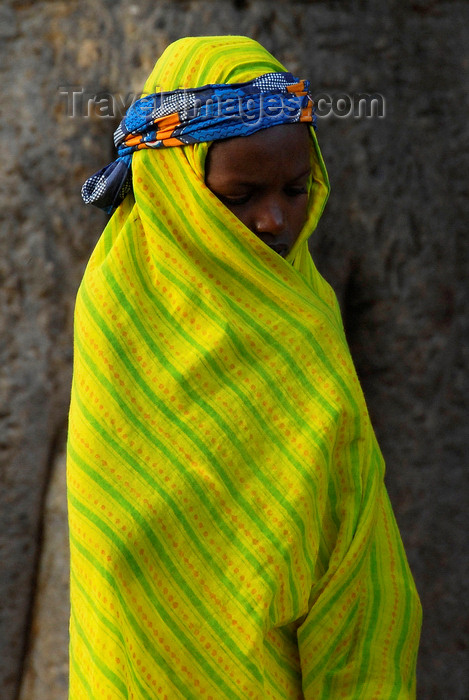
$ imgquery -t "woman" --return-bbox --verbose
[69,36,421,698]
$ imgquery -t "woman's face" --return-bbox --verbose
[205,123,311,258]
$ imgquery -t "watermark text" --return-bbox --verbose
[58,86,385,120]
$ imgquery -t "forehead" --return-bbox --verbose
[205,123,311,183]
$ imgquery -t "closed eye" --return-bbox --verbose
[285,168,311,197]
[285,186,308,197]
[216,193,251,206]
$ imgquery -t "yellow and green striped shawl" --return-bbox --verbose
[67,36,421,699]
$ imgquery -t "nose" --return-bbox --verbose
[253,197,286,237]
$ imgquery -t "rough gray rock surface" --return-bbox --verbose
[0,1,467,699]
[18,454,69,700]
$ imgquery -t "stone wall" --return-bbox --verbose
[1,1,467,698]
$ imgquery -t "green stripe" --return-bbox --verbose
[79,279,303,609]
[142,145,338,336]
[298,520,377,666]
[72,335,279,611]
[92,259,305,608]
[70,597,130,697]
[69,422,264,675]
[263,637,302,682]
[124,213,334,479]
[355,537,382,689]
[391,507,416,698]
[128,208,335,472]
[71,536,188,699]
[70,567,124,645]
[304,596,360,694]
[125,197,336,482]
[69,418,266,618]
[148,152,295,291]
[69,631,95,698]
[136,160,361,503]
[143,150,357,414]
[70,495,250,697]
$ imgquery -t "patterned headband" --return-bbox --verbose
[81,72,316,214]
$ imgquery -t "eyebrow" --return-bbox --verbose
[288,167,312,182]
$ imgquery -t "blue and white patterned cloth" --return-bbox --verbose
[81,72,316,214]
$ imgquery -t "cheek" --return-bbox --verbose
[223,203,252,231]
[290,197,309,236]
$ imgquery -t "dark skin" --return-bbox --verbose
[205,123,312,258]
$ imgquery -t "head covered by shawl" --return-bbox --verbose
[81,35,331,293]
[68,36,421,700]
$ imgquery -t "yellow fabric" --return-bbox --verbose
[68,36,421,699]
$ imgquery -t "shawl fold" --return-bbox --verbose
[68,36,421,699]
